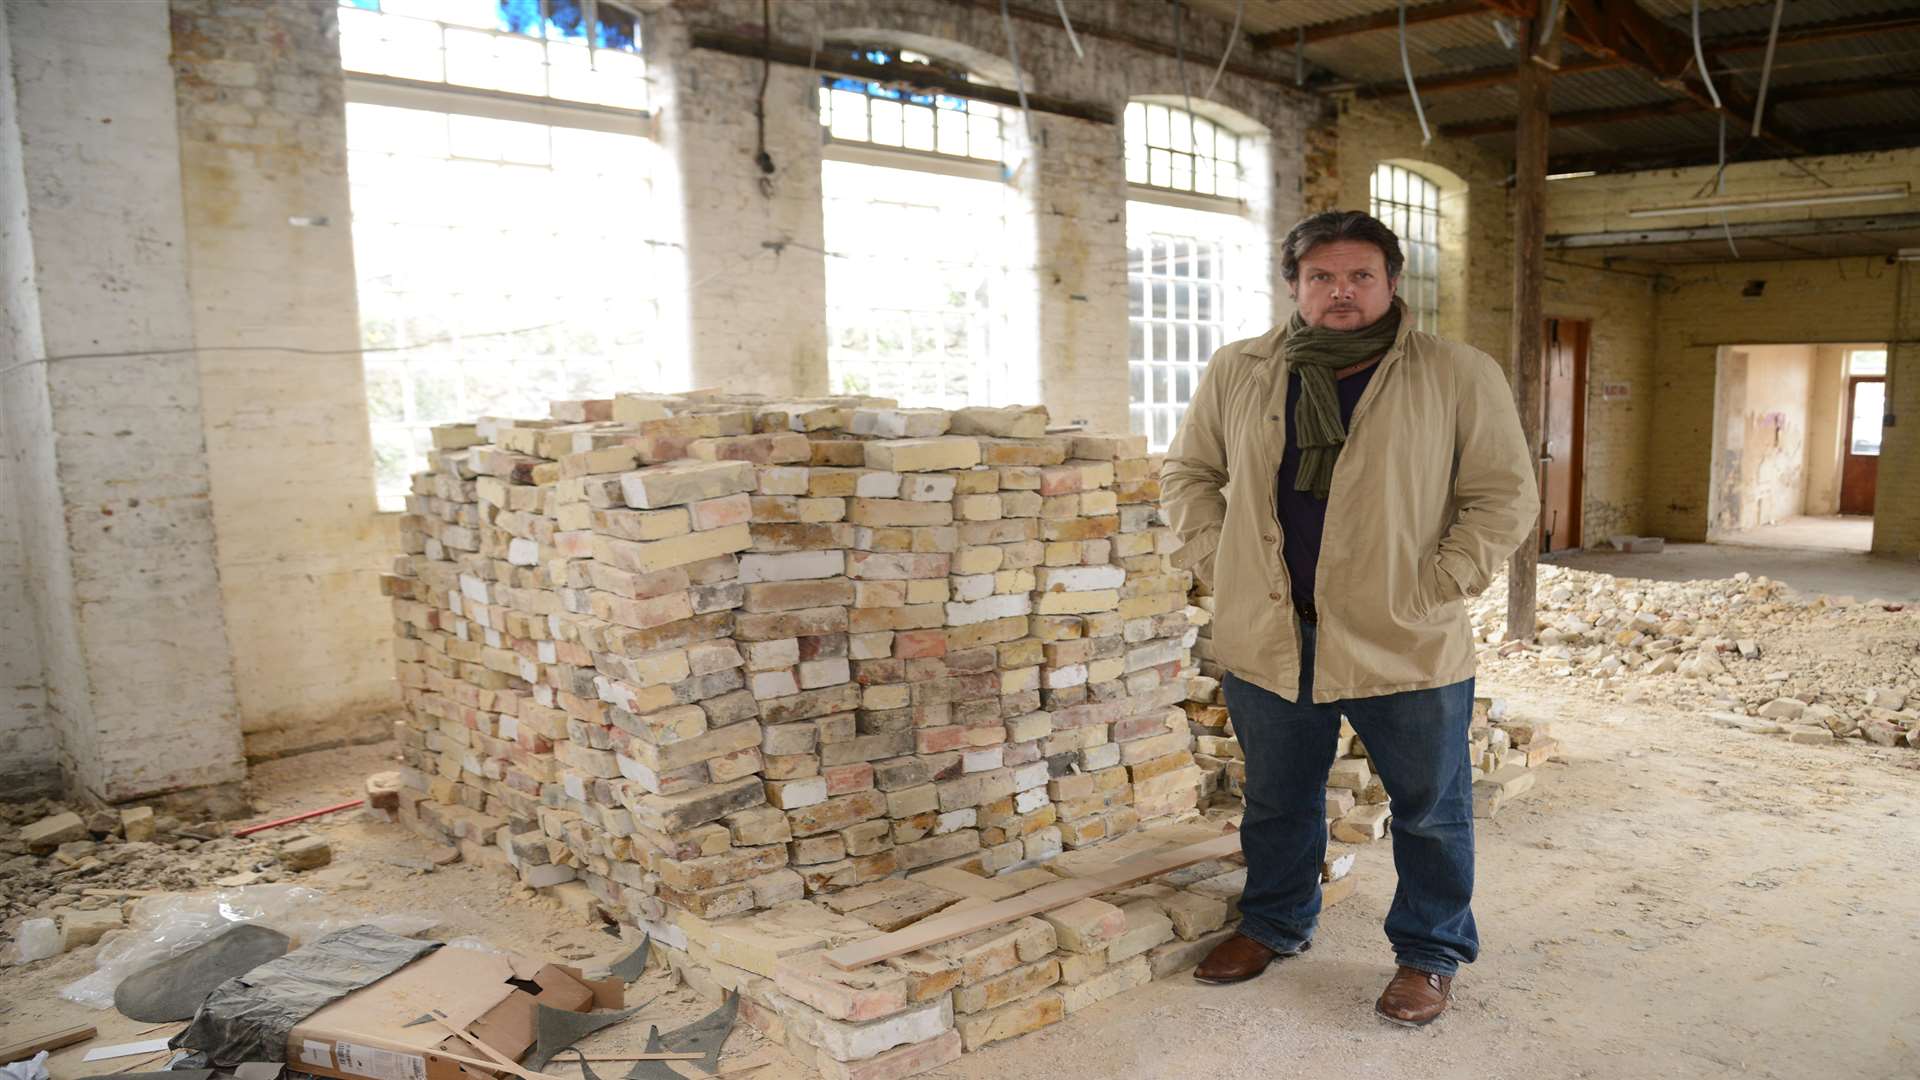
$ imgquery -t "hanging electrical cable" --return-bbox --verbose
[1054,0,1084,60]
[1202,0,1244,100]
[752,0,775,195]
[1399,0,1432,146]
[1716,115,1740,259]
[1690,0,1722,111]
[999,0,1036,145]
[1750,0,1785,139]
[1535,0,1562,48]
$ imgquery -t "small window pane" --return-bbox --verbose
[1849,349,1887,375]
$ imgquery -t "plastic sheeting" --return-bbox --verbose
[171,926,439,1067]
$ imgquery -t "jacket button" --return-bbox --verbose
[1262,534,1275,543]
[1268,592,1281,600]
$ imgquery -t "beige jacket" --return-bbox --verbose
[1160,309,1538,704]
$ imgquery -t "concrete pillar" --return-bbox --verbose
[653,13,829,398]
[1028,116,1130,434]
[1872,271,1919,558]
[0,0,246,804]
[169,0,398,759]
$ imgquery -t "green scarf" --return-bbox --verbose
[1283,303,1403,499]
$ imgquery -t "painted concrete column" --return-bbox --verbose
[0,0,246,804]
[169,0,398,760]
[652,12,829,398]
[1028,115,1131,435]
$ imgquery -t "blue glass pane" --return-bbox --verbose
[546,0,586,39]
[861,49,892,64]
[866,83,902,101]
[934,95,967,112]
[595,5,637,50]
[906,92,933,106]
[829,76,866,92]
[340,0,379,9]
[498,0,539,34]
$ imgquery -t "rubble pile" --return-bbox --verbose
[1470,564,1920,748]
[1,800,333,959]
[384,393,1210,934]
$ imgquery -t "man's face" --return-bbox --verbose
[1289,239,1398,331]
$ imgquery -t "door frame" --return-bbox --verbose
[1840,373,1885,515]
[1540,317,1589,553]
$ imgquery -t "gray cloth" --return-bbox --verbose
[171,926,439,1067]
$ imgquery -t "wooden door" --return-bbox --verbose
[1840,376,1883,515]
[1538,318,1587,552]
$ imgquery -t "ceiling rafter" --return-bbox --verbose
[1248,0,1485,49]
[1440,71,1920,138]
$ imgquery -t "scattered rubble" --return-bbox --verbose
[1468,564,1920,749]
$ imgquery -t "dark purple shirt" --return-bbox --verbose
[1274,361,1380,612]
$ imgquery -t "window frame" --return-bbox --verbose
[1124,101,1245,205]
[338,0,651,113]
[1368,162,1442,334]
[816,48,1007,167]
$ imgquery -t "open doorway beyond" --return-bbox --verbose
[1707,342,1884,551]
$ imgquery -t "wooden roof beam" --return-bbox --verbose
[1442,72,1920,139]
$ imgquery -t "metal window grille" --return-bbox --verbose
[817,50,1004,164]
[1126,202,1266,453]
[1369,163,1440,333]
[1124,102,1242,200]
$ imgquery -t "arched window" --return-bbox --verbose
[817,47,1020,408]
[1125,101,1241,198]
[337,0,672,510]
[1369,163,1440,333]
[1124,101,1266,451]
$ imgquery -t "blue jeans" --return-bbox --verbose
[1222,621,1479,977]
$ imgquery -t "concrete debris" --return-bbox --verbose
[1465,564,1919,750]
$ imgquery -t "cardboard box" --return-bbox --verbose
[290,946,622,1080]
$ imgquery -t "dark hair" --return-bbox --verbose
[1280,210,1405,283]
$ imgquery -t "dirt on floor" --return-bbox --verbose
[7,633,1920,1079]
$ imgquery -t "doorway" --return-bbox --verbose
[1539,317,1587,553]
[1841,372,1884,515]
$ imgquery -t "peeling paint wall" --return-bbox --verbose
[1711,344,1814,535]
[0,0,245,802]
[169,0,398,760]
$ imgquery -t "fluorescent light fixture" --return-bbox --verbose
[1627,183,1909,219]
[1546,170,1597,181]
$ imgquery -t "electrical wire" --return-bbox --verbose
[1690,0,1722,111]
[1054,0,1084,60]
[1202,0,1244,101]
[1750,0,1785,139]
[1399,0,1432,145]
[998,0,1036,145]
[1715,114,1740,259]
[752,0,776,195]
[1536,0,1562,49]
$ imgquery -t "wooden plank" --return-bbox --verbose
[0,1024,96,1062]
[1251,0,1482,48]
[824,831,1242,970]
[1507,14,1551,646]
[81,1038,174,1062]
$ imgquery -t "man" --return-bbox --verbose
[1159,210,1538,1026]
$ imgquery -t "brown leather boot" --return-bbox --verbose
[1192,934,1307,984]
[1375,966,1453,1026]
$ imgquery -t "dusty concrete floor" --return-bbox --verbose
[6,687,1919,1080]
[1713,515,1874,553]
[1553,541,1920,603]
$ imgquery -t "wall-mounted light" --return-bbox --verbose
[1626,183,1909,219]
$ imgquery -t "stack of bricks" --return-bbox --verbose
[671,818,1253,1077]
[1185,596,1559,830]
[383,391,1208,934]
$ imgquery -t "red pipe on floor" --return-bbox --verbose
[232,798,364,837]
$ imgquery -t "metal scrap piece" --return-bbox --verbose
[525,1005,642,1072]
[621,991,737,1079]
[607,936,651,984]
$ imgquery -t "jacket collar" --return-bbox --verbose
[1244,296,1414,361]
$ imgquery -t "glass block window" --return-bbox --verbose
[1369,163,1440,333]
[823,159,1016,409]
[817,49,1003,163]
[1848,348,1886,376]
[1124,102,1242,199]
[345,101,679,509]
[338,0,647,110]
[1127,200,1268,452]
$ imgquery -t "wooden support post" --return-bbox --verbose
[1506,13,1552,645]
